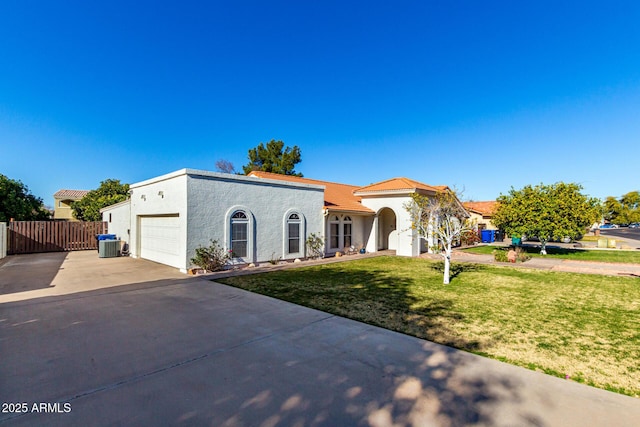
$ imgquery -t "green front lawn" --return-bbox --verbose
[462,244,640,264]
[218,256,640,397]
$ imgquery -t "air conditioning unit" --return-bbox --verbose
[99,239,121,258]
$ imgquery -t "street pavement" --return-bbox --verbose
[1,251,639,426]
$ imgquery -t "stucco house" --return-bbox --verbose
[248,172,451,256]
[53,189,89,220]
[462,201,499,231]
[102,168,455,272]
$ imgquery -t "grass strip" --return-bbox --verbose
[462,245,640,264]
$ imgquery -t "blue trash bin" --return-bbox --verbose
[481,230,495,243]
[97,234,117,241]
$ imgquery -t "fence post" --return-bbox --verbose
[0,222,6,259]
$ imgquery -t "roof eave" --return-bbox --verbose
[324,207,375,216]
[353,188,439,197]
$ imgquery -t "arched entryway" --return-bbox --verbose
[377,208,397,250]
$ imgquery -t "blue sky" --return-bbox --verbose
[1,1,639,207]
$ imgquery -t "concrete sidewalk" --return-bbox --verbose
[1,251,639,426]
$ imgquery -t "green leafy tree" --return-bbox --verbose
[0,174,50,222]
[604,191,640,225]
[72,179,129,221]
[405,190,474,284]
[492,182,601,255]
[604,196,623,223]
[242,140,303,176]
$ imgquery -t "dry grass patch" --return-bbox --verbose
[217,256,640,397]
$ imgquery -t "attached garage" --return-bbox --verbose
[103,169,325,273]
[138,215,182,269]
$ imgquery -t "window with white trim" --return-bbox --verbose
[231,211,248,257]
[343,216,352,248]
[287,213,301,254]
[329,215,340,249]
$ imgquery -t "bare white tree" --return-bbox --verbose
[405,191,475,284]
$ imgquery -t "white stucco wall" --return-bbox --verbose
[360,216,374,252]
[123,169,324,271]
[324,214,371,254]
[186,171,325,266]
[361,195,421,257]
[101,199,131,244]
[129,171,189,270]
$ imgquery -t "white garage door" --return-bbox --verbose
[139,215,182,268]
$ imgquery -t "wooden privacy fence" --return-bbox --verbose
[8,221,108,255]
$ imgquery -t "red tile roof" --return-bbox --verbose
[54,189,89,199]
[248,172,451,214]
[247,171,374,214]
[354,177,447,194]
[463,201,498,216]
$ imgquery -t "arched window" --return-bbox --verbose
[287,213,301,254]
[343,216,352,248]
[329,215,340,249]
[231,211,248,257]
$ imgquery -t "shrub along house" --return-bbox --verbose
[102,168,456,272]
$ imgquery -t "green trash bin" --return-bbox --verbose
[511,237,522,246]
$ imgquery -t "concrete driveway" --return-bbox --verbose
[1,252,639,426]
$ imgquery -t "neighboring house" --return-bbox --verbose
[463,201,499,231]
[53,189,89,221]
[102,168,455,272]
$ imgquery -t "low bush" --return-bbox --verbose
[190,240,230,272]
[493,246,531,263]
[515,246,531,262]
[493,249,508,262]
[461,230,481,246]
[306,233,324,259]
[269,252,282,265]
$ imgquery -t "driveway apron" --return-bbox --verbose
[1,252,639,426]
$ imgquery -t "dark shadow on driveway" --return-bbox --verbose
[2,275,637,426]
[0,252,68,295]
[0,276,547,426]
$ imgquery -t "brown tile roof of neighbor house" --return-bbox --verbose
[463,201,498,216]
[247,171,375,214]
[54,189,90,199]
[354,177,448,194]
